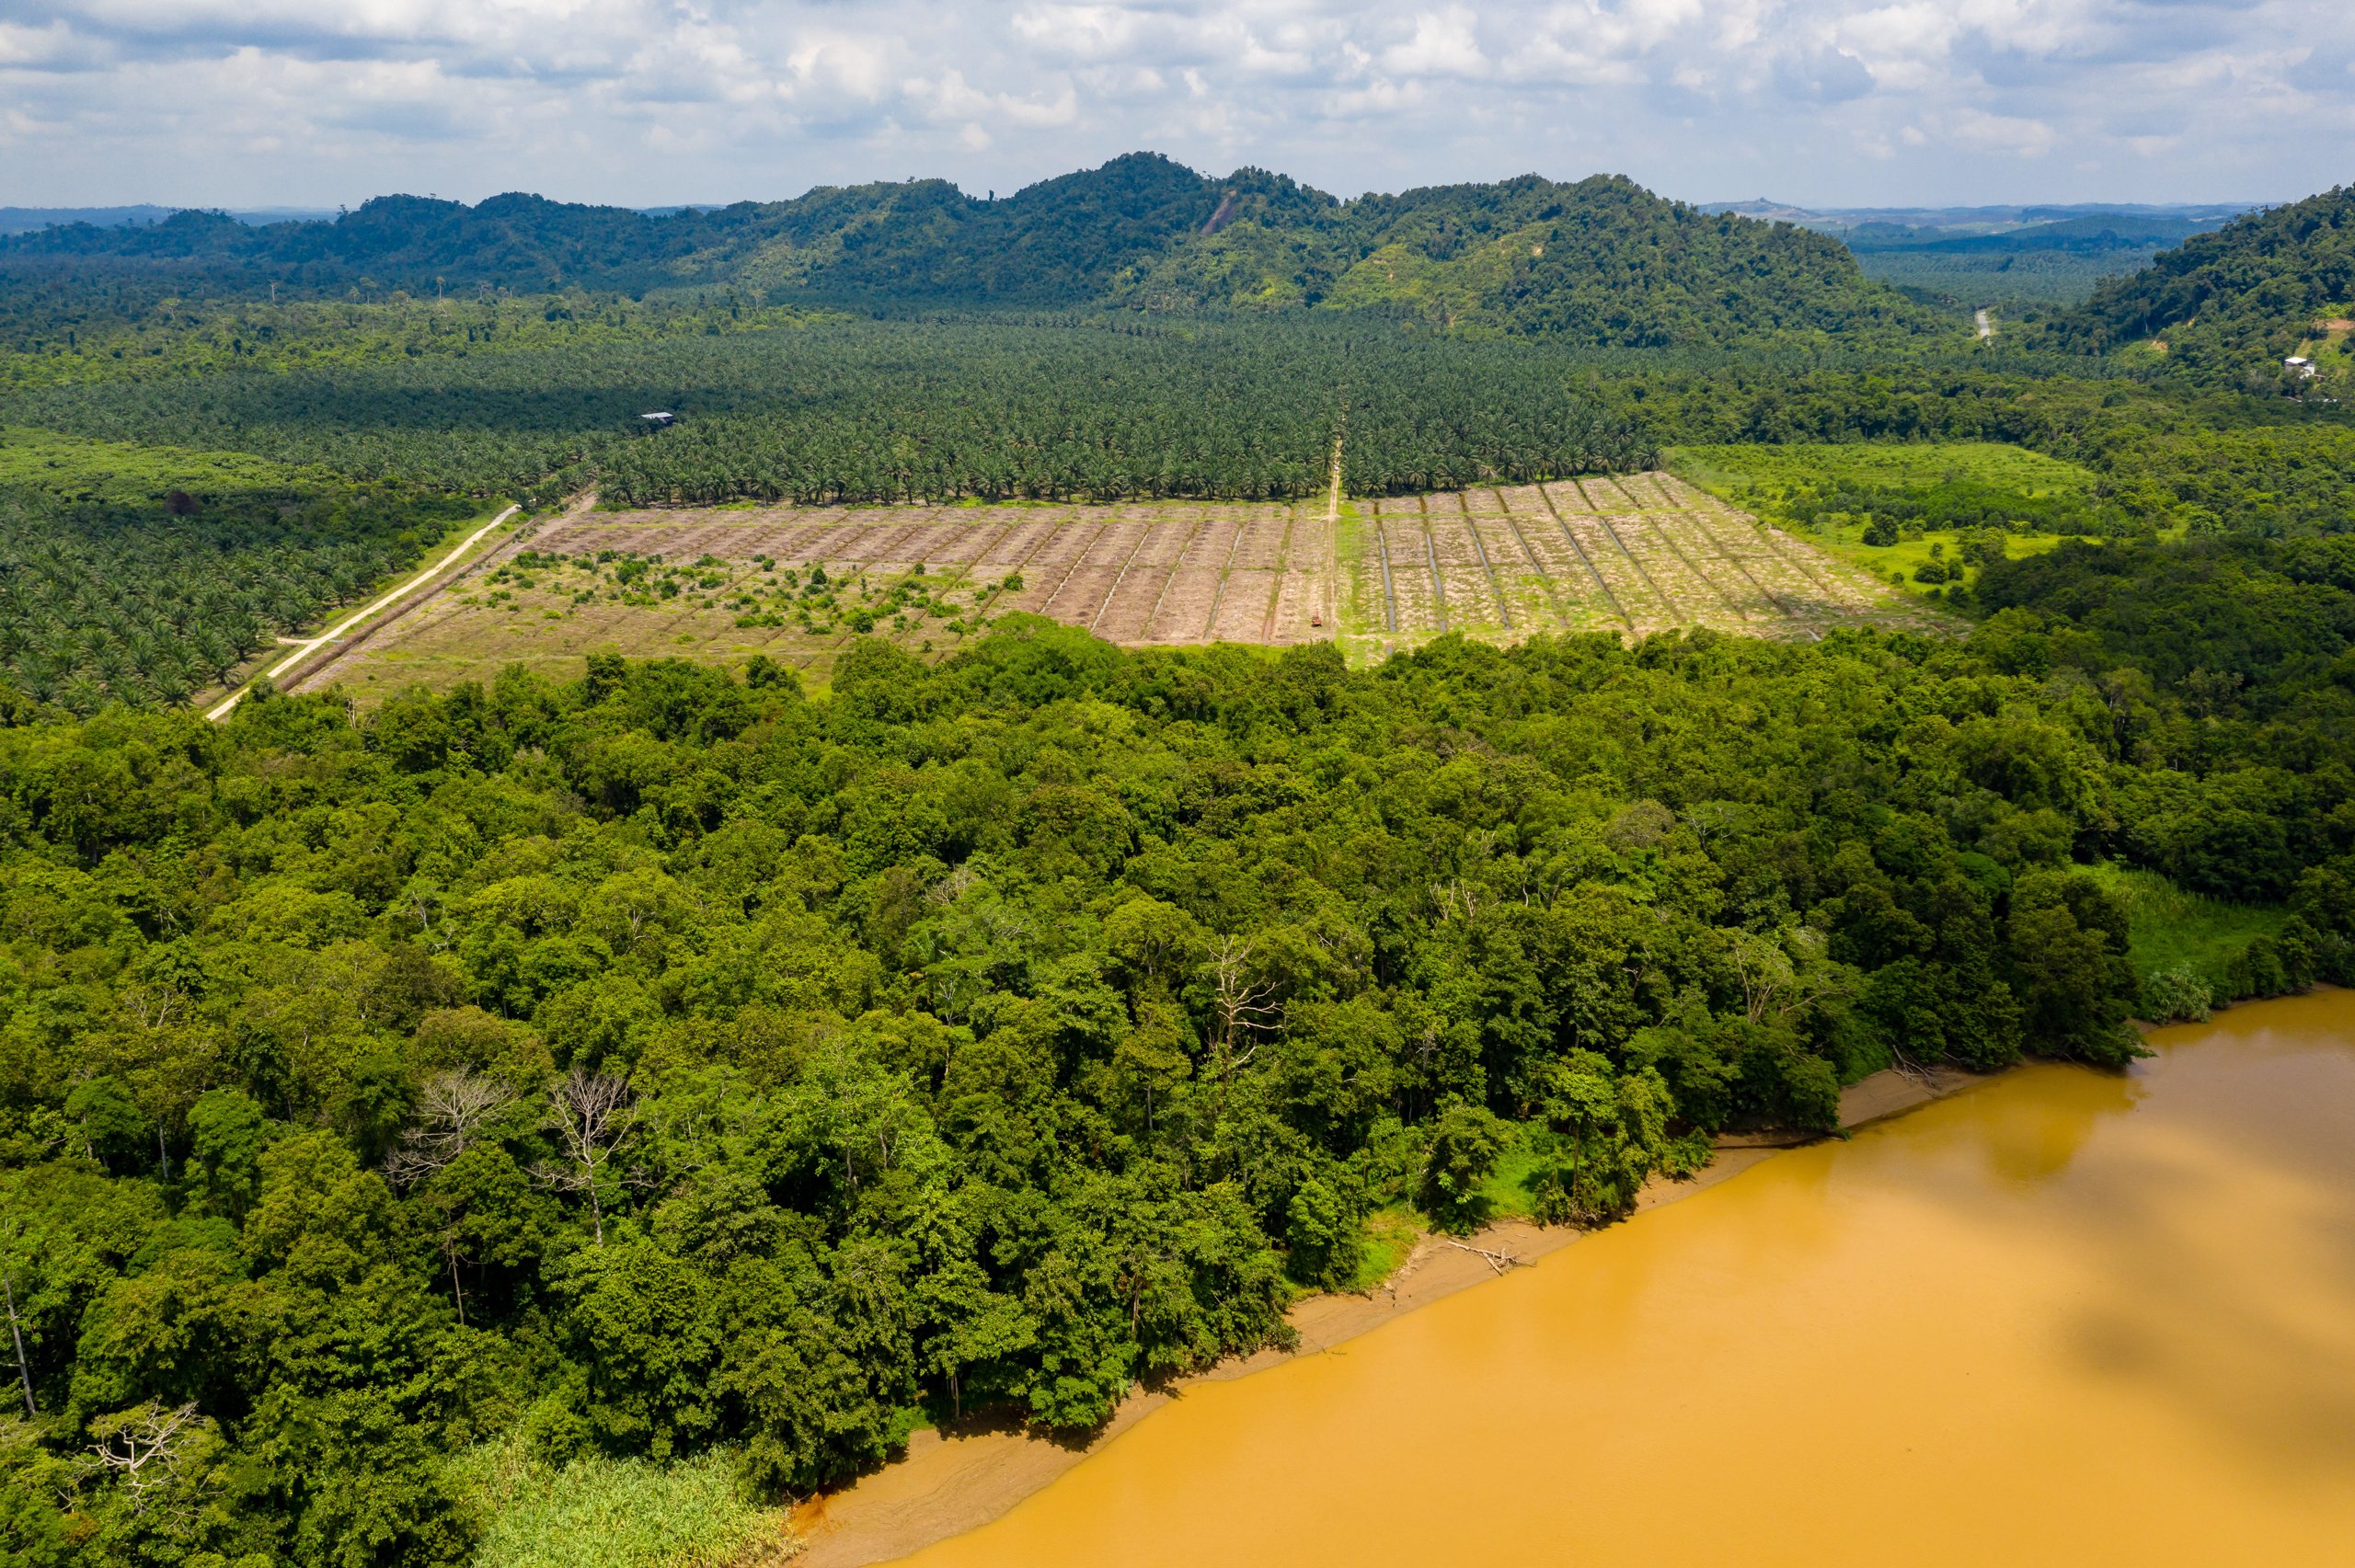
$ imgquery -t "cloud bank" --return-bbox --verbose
[2,0,2346,208]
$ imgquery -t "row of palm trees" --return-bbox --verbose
[0,513,412,713]
[15,315,1660,510]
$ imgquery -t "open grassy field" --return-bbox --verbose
[2077,862,2290,992]
[289,474,1941,701]
[1667,441,2111,603]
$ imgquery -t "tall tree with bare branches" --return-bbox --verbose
[531,1069,638,1246]
[384,1069,516,1187]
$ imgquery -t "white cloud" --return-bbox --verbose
[0,0,2343,207]
[1945,106,2055,157]
[911,69,1080,131]
[1378,7,1488,77]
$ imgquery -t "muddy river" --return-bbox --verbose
[895,991,2355,1565]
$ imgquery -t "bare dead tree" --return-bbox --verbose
[1428,879,1479,923]
[927,864,981,905]
[403,885,450,950]
[1208,935,1282,1082]
[531,1070,638,1246]
[1443,1239,1528,1276]
[384,1069,516,1187]
[383,1070,521,1322]
[87,1402,204,1514]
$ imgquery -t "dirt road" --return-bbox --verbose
[205,504,520,720]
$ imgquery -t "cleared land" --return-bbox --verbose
[1339,475,1942,658]
[291,475,1938,700]
[1666,441,2113,601]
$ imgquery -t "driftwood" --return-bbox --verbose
[1443,1240,1528,1276]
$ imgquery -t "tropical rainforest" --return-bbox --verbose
[4,152,2355,1568]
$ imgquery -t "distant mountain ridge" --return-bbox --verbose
[1698,198,2249,309]
[1838,214,2230,256]
[1702,199,2248,235]
[0,205,336,235]
[0,153,1934,349]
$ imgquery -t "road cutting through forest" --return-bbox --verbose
[205,503,520,719]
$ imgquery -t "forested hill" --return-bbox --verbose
[2040,185,2355,384]
[0,153,1935,349]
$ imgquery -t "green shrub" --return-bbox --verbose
[1419,1102,1511,1232]
[1283,1176,1363,1289]
[2139,966,2212,1023]
[2225,934,2291,1000]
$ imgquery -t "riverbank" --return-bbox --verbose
[787,1059,1985,1568]
[874,991,2355,1567]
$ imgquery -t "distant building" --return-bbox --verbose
[2286,358,2318,379]
[640,411,677,427]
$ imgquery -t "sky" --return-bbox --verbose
[1,0,2348,212]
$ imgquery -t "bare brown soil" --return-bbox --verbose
[291,476,1936,704]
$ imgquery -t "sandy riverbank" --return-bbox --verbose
[786,1059,1983,1568]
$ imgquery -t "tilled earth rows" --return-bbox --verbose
[1343,473,1940,655]
[293,476,1940,700]
[529,499,1334,647]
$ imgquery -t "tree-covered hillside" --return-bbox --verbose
[2041,186,2355,386]
[0,155,1939,349]
[1119,173,1928,347]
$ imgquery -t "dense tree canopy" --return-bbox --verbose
[9,316,1656,505]
[11,573,2355,1562]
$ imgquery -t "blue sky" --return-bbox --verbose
[1,0,2345,210]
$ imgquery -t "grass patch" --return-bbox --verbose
[1331,499,1390,662]
[1803,518,2065,603]
[452,1434,793,1568]
[1665,441,2134,608]
[1338,1205,1424,1293]
[2080,861,2288,990]
[0,424,326,503]
[1473,1124,1554,1222]
[1668,440,2097,499]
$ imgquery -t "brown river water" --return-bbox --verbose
[895,990,2355,1566]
